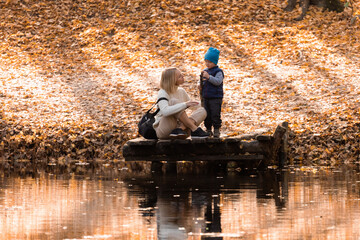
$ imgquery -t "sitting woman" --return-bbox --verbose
[153,67,210,139]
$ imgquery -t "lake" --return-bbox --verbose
[0,165,359,239]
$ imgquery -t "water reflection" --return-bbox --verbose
[127,170,289,239]
[0,166,359,239]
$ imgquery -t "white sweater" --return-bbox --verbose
[153,88,189,128]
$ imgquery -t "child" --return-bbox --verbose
[200,47,224,138]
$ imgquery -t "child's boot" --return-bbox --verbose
[206,128,213,137]
[214,128,220,138]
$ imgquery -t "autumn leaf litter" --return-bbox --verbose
[0,0,360,168]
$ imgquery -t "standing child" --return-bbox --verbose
[200,47,224,138]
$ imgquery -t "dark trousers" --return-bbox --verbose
[203,98,222,130]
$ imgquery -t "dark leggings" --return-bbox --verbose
[203,98,222,130]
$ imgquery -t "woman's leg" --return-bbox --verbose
[178,111,198,132]
[189,106,207,126]
[178,106,207,132]
[155,98,185,139]
[155,115,178,139]
[156,98,207,138]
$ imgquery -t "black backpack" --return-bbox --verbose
[138,97,168,139]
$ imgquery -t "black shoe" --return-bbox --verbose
[191,127,210,139]
[169,128,187,139]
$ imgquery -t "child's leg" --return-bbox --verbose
[203,98,212,130]
[209,98,222,130]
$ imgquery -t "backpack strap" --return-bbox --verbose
[152,97,168,116]
[146,97,168,114]
[156,97,168,104]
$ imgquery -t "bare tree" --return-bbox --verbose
[284,0,344,21]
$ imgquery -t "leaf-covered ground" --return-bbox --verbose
[1,0,360,168]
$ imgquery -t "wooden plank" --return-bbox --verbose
[127,139,157,146]
[256,135,273,141]
[223,138,240,143]
[127,137,237,145]
[124,154,264,162]
[122,122,289,167]
[123,139,267,159]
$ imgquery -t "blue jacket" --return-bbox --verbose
[202,66,224,99]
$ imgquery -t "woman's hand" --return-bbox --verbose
[186,101,199,108]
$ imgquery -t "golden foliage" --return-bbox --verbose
[0,0,359,168]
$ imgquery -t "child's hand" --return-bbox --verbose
[201,71,210,80]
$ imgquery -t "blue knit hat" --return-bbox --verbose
[204,47,220,65]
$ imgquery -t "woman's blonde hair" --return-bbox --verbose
[160,67,179,94]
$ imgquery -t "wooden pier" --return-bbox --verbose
[122,122,289,169]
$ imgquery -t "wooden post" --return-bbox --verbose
[278,122,289,167]
[257,123,286,166]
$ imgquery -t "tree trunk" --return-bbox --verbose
[284,0,344,21]
[325,0,345,12]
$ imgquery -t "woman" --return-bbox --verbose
[153,67,209,139]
